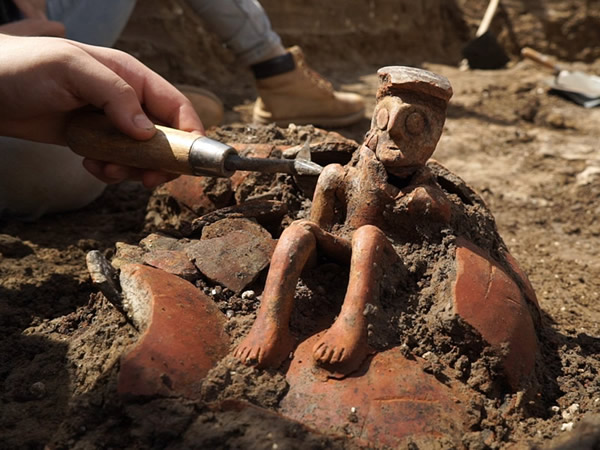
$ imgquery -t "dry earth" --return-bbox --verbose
[1,0,600,448]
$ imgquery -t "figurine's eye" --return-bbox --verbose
[405,111,426,135]
[376,107,389,130]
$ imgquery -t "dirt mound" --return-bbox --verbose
[2,1,600,449]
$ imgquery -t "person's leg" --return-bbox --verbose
[185,0,365,128]
[0,137,105,220]
[185,0,285,66]
[46,0,137,47]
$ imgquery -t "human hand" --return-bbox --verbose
[0,35,204,188]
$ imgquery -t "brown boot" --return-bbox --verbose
[252,46,365,128]
[176,84,224,129]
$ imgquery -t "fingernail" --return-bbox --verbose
[133,114,155,131]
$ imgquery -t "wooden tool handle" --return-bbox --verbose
[66,112,197,175]
[476,0,500,37]
[521,47,562,73]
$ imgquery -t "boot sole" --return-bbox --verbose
[253,107,365,128]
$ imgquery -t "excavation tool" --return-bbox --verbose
[462,0,509,70]
[66,113,323,177]
[521,47,600,107]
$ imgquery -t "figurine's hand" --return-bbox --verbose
[405,185,452,223]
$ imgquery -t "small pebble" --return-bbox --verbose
[561,422,574,432]
[241,290,255,300]
[29,382,46,399]
[561,403,579,421]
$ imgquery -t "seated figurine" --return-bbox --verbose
[234,66,455,372]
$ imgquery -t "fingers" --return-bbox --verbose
[82,159,178,188]
[69,42,204,135]
[141,170,178,189]
[64,42,199,187]
[64,49,159,141]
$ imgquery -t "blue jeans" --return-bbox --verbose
[186,0,283,65]
[46,0,137,46]
[46,0,283,64]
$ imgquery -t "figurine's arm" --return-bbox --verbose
[403,183,452,223]
[309,163,346,229]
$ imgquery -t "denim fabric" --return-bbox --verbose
[0,139,105,220]
[46,0,137,46]
[45,0,281,63]
[184,0,283,65]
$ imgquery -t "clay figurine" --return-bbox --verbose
[234,66,455,372]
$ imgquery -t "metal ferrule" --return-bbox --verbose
[188,136,237,177]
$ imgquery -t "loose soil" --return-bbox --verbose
[1,0,600,448]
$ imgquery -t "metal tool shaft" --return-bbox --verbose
[224,154,312,176]
[189,138,322,177]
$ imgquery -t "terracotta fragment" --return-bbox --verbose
[453,240,539,389]
[117,264,230,398]
[185,230,276,293]
[142,249,199,281]
[281,333,472,448]
[164,175,232,215]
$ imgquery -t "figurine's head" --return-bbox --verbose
[365,66,453,177]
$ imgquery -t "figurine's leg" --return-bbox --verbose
[234,221,318,368]
[313,225,397,371]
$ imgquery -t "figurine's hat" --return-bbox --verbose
[377,66,453,103]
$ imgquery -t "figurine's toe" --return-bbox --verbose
[331,347,345,364]
[234,328,296,369]
[313,343,329,362]
[233,345,250,363]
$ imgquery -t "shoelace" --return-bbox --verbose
[294,52,334,92]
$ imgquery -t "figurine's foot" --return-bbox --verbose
[312,315,370,373]
[234,322,295,369]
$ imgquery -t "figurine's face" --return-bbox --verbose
[365,94,446,177]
